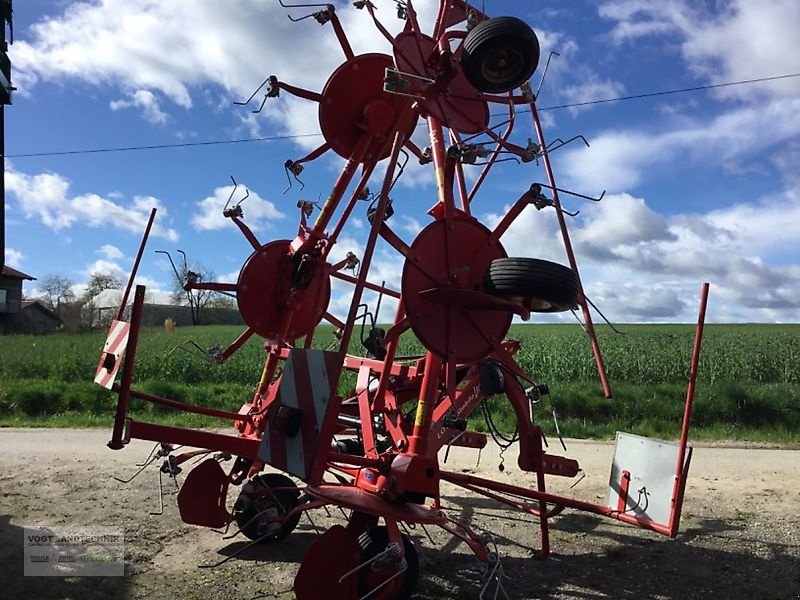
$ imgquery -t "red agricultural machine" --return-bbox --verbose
[95,2,709,598]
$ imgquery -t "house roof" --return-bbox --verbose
[1,265,35,280]
[21,300,63,323]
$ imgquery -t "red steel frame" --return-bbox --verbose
[97,2,709,595]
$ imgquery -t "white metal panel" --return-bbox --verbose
[607,431,688,525]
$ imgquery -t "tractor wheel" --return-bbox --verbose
[461,16,540,94]
[233,473,302,542]
[357,526,419,600]
[482,257,579,313]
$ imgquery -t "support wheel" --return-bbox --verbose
[357,526,419,600]
[233,473,302,542]
[461,16,540,94]
[483,257,579,313]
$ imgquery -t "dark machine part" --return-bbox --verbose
[0,1,13,274]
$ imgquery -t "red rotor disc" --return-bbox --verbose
[393,31,489,134]
[401,213,510,362]
[319,53,417,160]
[236,240,330,340]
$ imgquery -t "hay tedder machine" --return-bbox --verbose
[94,2,709,598]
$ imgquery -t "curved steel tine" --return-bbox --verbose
[252,94,269,114]
[287,11,318,22]
[235,188,250,208]
[154,250,182,283]
[461,117,513,144]
[475,155,520,166]
[535,50,560,99]
[135,442,160,467]
[561,206,580,217]
[388,148,410,192]
[283,163,298,194]
[544,134,591,154]
[112,452,159,484]
[585,294,626,335]
[233,77,270,106]
[223,176,238,212]
[533,181,605,202]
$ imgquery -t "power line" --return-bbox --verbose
[6,72,799,159]
[536,71,800,112]
[5,133,321,158]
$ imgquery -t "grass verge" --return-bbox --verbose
[1,378,798,443]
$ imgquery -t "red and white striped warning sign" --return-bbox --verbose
[93,320,131,389]
[257,349,341,483]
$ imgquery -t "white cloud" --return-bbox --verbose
[5,166,179,241]
[98,244,124,260]
[4,247,24,266]
[110,90,168,123]
[85,258,127,279]
[9,0,438,135]
[191,183,285,232]
[398,215,423,237]
[599,0,800,102]
[560,75,626,116]
[558,97,800,193]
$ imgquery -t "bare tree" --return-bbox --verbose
[38,274,75,316]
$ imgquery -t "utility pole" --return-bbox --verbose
[0,0,13,273]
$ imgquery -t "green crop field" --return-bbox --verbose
[0,323,798,442]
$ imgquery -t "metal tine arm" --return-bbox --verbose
[547,134,590,150]
[223,175,250,216]
[468,94,516,203]
[279,2,355,59]
[284,161,306,194]
[168,339,219,363]
[112,452,159,484]
[153,249,182,286]
[533,181,605,203]
[278,0,334,23]
[584,294,626,335]
[535,50,560,100]
[135,442,160,467]
[460,117,514,145]
[388,149,410,192]
[233,77,271,106]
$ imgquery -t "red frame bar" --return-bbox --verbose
[113,385,251,422]
[128,420,261,457]
[117,209,156,321]
[440,470,673,536]
[108,285,146,449]
[668,281,709,536]
[529,102,613,398]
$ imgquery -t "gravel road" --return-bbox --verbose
[1,428,798,599]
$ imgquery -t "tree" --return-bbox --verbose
[85,273,124,299]
[207,294,237,310]
[82,273,123,330]
[38,274,75,317]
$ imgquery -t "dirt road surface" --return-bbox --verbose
[1,428,798,599]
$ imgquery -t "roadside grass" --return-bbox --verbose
[1,379,797,443]
[1,323,798,442]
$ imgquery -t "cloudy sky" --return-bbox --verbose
[4,0,800,323]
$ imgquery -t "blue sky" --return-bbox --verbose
[4,0,800,323]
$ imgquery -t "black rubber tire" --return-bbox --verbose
[461,16,540,94]
[357,527,419,600]
[233,473,302,543]
[483,257,579,313]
